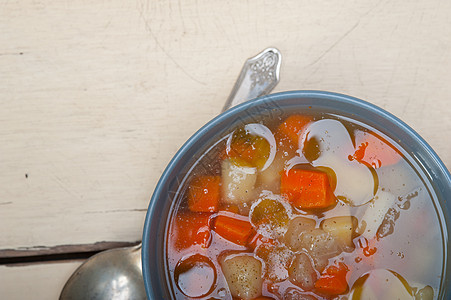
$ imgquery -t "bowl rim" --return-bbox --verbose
[142,90,451,299]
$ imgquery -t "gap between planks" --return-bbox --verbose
[0,241,141,266]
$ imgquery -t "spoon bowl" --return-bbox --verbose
[60,244,145,300]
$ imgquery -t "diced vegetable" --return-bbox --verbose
[226,124,276,171]
[255,243,293,282]
[171,212,212,250]
[311,255,330,275]
[288,252,317,290]
[377,160,419,198]
[188,175,221,212]
[250,195,291,239]
[280,169,336,210]
[250,198,289,228]
[315,275,347,295]
[283,289,317,300]
[353,131,402,168]
[314,263,349,296]
[227,127,270,169]
[278,114,312,146]
[221,204,240,214]
[247,233,276,251]
[214,213,255,246]
[221,158,257,204]
[299,228,341,272]
[321,216,357,250]
[283,216,316,251]
[220,254,263,300]
[257,152,285,193]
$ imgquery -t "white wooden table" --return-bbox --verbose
[1,0,450,298]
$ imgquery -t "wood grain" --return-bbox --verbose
[0,261,83,299]
[1,0,449,249]
[0,241,139,259]
[0,0,450,297]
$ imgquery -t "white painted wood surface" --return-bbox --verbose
[0,261,83,300]
[1,0,450,298]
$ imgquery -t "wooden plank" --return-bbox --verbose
[0,241,139,259]
[0,0,450,253]
[0,261,83,299]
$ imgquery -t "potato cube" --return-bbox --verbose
[221,158,257,205]
[288,252,317,290]
[220,254,263,300]
[283,216,316,251]
[321,216,357,250]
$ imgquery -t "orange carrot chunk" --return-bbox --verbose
[214,213,255,246]
[188,175,221,212]
[247,232,277,251]
[352,132,402,168]
[315,263,349,296]
[315,276,347,296]
[171,212,212,250]
[277,115,312,146]
[280,169,335,209]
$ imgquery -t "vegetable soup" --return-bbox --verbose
[165,111,445,300]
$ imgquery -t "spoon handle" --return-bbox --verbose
[222,48,282,112]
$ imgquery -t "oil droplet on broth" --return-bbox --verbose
[174,255,217,298]
[349,269,414,300]
[302,119,376,206]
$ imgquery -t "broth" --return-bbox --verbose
[165,111,445,300]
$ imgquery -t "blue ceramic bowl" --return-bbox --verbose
[142,91,451,299]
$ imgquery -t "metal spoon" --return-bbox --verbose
[59,47,281,300]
